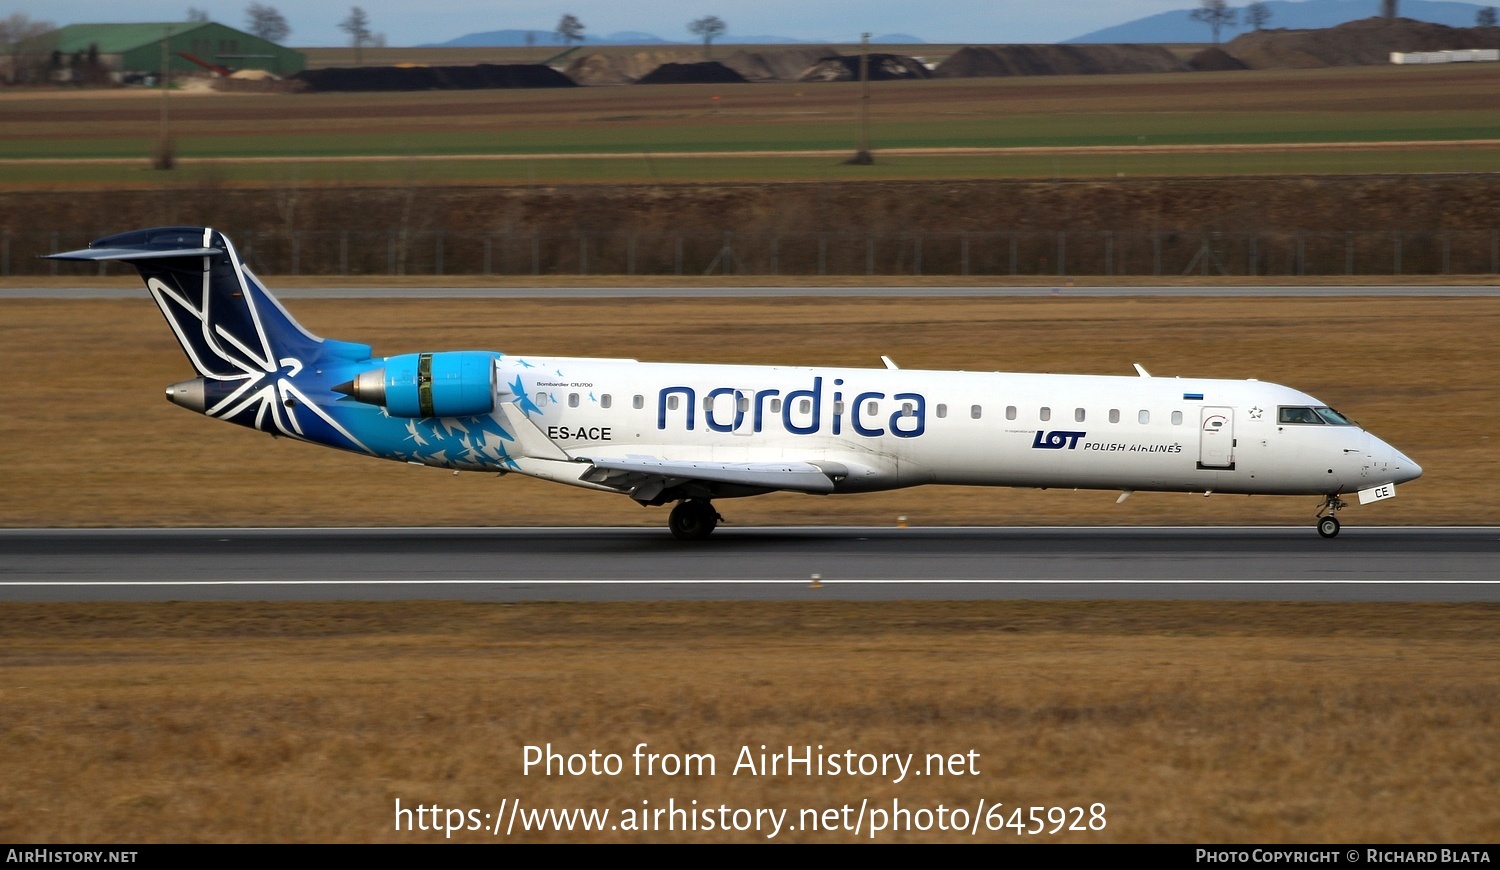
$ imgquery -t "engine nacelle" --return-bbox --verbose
[340,351,496,418]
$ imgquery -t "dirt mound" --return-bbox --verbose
[934,44,1184,77]
[798,53,931,82]
[1227,16,1500,68]
[720,46,839,82]
[563,50,699,85]
[1186,46,1249,71]
[295,64,575,92]
[634,61,749,85]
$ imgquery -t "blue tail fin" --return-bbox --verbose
[49,227,368,376]
[49,227,374,450]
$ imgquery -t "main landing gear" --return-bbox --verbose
[668,499,722,541]
[1316,494,1348,538]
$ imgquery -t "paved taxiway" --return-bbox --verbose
[1,527,1495,602]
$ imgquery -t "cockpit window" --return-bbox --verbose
[1278,406,1322,424]
[1314,407,1354,426]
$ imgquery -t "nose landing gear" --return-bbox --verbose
[1315,494,1348,538]
[668,499,722,541]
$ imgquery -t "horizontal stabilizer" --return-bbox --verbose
[581,457,838,493]
[46,245,223,262]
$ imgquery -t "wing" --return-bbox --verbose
[578,456,848,503]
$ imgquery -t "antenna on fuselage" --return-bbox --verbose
[1133,363,1151,377]
[881,356,900,370]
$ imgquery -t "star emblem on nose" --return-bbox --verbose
[1248,406,1264,419]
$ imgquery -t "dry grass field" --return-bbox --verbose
[3,64,1499,183]
[0,293,1491,529]
[2,600,1498,842]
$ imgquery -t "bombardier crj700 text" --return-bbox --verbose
[52,228,1422,540]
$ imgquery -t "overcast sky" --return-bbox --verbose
[11,1,1197,47]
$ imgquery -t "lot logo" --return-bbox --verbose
[1033,430,1086,450]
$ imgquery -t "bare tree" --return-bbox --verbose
[186,8,210,22]
[1246,2,1272,30]
[1478,6,1498,26]
[555,14,585,46]
[1,13,55,84]
[339,6,371,64]
[245,4,290,43]
[1189,0,1238,44]
[688,15,727,59]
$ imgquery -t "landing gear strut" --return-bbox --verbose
[668,499,721,541]
[1315,494,1348,538]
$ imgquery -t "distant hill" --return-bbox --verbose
[1069,0,1497,43]
[425,30,925,48]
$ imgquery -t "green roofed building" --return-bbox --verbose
[8,21,304,83]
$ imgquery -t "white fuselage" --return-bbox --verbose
[494,357,1421,500]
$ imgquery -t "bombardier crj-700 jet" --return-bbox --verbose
[51,228,1422,540]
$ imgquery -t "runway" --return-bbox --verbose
[2,527,1496,602]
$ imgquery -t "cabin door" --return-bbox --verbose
[1198,406,1236,469]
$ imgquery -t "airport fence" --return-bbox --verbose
[13,228,1500,278]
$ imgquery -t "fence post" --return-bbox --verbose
[1104,231,1113,277]
[1,231,8,277]
[578,232,587,276]
[1393,232,1401,276]
[1492,229,1498,275]
[289,232,299,276]
[483,234,492,275]
[1009,234,1017,276]
[50,232,58,277]
[627,234,636,276]
[770,237,779,276]
[818,234,826,276]
[866,234,875,276]
[960,232,969,277]
[1057,231,1066,276]
[1248,235,1257,277]
[435,232,444,276]
[340,231,349,276]
[675,234,683,276]
[913,234,922,277]
[532,230,540,276]
[388,232,397,275]
[1442,232,1450,275]
[1152,233,1161,276]
[1296,234,1304,277]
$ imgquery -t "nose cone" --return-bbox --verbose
[1372,434,1422,484]
[1392,449,1423,484]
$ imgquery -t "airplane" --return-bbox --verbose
[49,227,1423,541]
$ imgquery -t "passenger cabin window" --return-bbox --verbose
[971,405,982,419]
[770,399,783,414]
[901,402,915,417]
[1171,411,1183,426]
[865,400,879,416]
[1074,408,1085,423]
[632,395,643,410]
[535,393,549,408]
[1040,407,1051,422]
[1138,410,1150,424]
[568,393,580,408]
[1279,406,1323,424]
[601,394,612,409]
[799,399,812,415]
[1006,406,1016,421]
[936,404,947,419]
[1109,409,1120,424]
[667,395,679,411]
